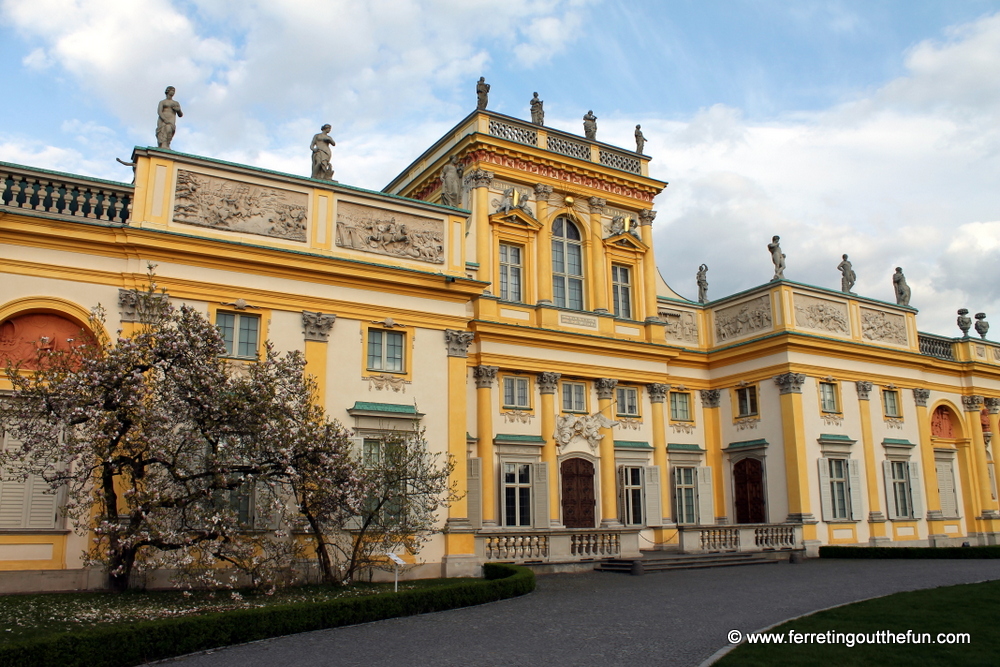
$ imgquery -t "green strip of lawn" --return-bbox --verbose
[716,579,1000,667]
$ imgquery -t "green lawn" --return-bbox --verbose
[716,579,1000,666]
[0,578,454,645]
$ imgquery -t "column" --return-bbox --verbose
[467,170,494,292]
[443,330,476,575]
[302,311,337,406]
[648,383,671,531]
[588,197,609,314]
[912,387,945,543]
[963,395,1000,522]
[774,373,818,543]
[473,365,498,527]
[857,381,889,544]
[596,378,620,526]
[539,372,562,525]
[638,209,658,322]
[701,389,726,523]
[534,184,554,305]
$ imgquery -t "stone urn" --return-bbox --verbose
[975,312,990,339]
[957,309,972,337]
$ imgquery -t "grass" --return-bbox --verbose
[0,578,453,645]
[716,579,1000,666]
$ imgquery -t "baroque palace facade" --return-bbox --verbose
[2,107,1000,588]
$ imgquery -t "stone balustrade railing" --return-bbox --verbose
[0,162,133,226]
[678,523,802,554]
[478,528,627,563]
[918,334,956,360]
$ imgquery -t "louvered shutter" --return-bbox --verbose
[848,459,863,521]
[908,461,924,519]
[696,466,714,525]
[531,462,549,529]
[467,457,482,530]
[644,466,663,527]
[817,459,833,522]
[883,461,898,520]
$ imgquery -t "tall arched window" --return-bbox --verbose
[552,217,584,310]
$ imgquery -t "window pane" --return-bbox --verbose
[552,240,565,274]
[238,315,258,358]
[509,266,522,302]
[567,244,582,276]
[505,487,516,526]
[518,464,530,484]
[504,377,515,406]
[518,487,531,526]
[517,378,528,407]
[368,330,383,370]
[386,331,403,371]
[552,217,563,237]
[565,220,581,241]
[568,278,583,310]
[553,276,566,308]
[216,312,235,356]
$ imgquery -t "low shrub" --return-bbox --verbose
[0,563,534,667]
[819,545,1000,559]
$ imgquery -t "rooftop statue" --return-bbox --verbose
[635,125,646,154]
[530,92,544,125]
[156,86,183,149]
[893,267,911,306]
[476,77,490,110]
[310,124,335,181]
[440,155,463,207]
[583,110,597,140]
[697,264,708,303]
[838,254,856,293]
[768,235,785,281]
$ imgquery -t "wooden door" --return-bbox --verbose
[733,458,766,523]
[561,458,596,528]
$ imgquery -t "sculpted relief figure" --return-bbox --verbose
[310,124,335,181]
[156,86,183,149]
[696,264,708,303]
[634,124,646,154]
[768,235,785,280]
[476,77,490,110]
[893,267,911,306]
[530,92,544,125]
[838,254,856,293]
[583,110,598,140]
[440,155,463,207]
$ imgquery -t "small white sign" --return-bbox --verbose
[385,552,406,566]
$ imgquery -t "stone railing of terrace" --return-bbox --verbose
[0,162,133,225]
[477,527,638,563]
[918,333,956,360]
[677,523,803,555]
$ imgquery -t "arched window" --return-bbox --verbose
[552,217,584,310]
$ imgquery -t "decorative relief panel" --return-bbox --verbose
[860,308,908,345]
[502,410,534,424]
[364,374,411,393]
[0,313,84,370]
[660,309,699,344]
[173,170,308,241]
[714,296,772,342]
[555,413,617,452]
[335,201,444,264]
[670,422,695,434]
[793,294,850,335]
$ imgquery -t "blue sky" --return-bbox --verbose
[3,0,1000,335]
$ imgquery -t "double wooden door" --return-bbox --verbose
[561,458,596,528]
[733,458,766,524]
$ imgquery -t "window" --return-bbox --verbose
[818,456,862,522]
[361,438,404,524]
[883,389,901,418]
[0,432,60,530]
[499,243,523,302]
[736,386,758,418]
[616,387,639,417]
[503,376,531,409]
[621,466,644,525]
[552,217,584,310]
[503,463,532,527]
[890,461,912,518]
[216,312,259,358]
[828,459,850,520]
[670,392,692,421]
[562,381,587,412]
[611,265,632,320]
[367,329,404,372]
[674,466,697,525]
[820,382,839,413]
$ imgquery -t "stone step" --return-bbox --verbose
[595,551,782,574]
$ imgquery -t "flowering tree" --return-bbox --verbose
[0,273,360,592]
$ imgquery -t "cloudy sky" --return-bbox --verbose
[3,0,1000,337]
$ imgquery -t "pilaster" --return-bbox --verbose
[468,170,494,293]
[774,373,817,538]
[539,371,562,525]
[700,389,726,523]
[913,387,945,540]
[588,197,609,313]
[596,378,620,526]
[473,365,498,526]
[648,383,671,534]
[443,331,474,544]
[535,184,553,305]
[638,209,658,322]
[964,395,1000,525]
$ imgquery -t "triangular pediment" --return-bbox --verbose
[488,207,543,230]
[604,232,648,252]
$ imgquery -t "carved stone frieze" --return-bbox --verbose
[596,378,618,400]
[647,383,670,403]
[538,372,561,394]
[464,169,494,189]
[962,394,985,412]
[986,397,1000,415]
[336,201,444,264]
[660,309,699,344]
[701,389,721,408]
[774,372,806,394]
[884,418,904,429]
[670,422,695,434]
[617,417,642,430]
[856,381,873,401]
[793,295,850,335]
[912,388,931,408]
[473,365,499,389]
[860,308,908,345]
[365,373,410,393]
[714,296,772,342]
[554,413,617,452]
[735,417,760,431]
[173,170,308,241]
[444,330,475,357]
[822,414,844,427]
[302,311,337,341]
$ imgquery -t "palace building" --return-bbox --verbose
[2,106,999,589]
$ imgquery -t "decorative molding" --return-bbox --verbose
[912,388,931,408]
[118,289,167,323]
[220,298,260,311]
[444,330,475,357]
[714,296,772,342]
[700,389,721,408]
[596,378,618,400]
[962,394,985,412]
[774,372,806,394]
[302,311,336,341]
[670,422,696,434]
[735,417,760,431]
[370,317,407,328]
[473,365,499,389]
[538,372,561,394]
[855,381,873,401]
[364,374,410,393]
[884,418,904,430]
[985,397,1000,415]
[647,383,670,403]
[617,417,642,430]
[821,414,844,427]
[464,169,494,189]
[502,410,533,424]
[554,413,617,452]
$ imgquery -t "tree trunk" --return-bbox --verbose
[303,507,338,585]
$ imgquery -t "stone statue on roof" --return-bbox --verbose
[156,86,183,149]
[697,264,708,303]
[310,124,335,181]
[893,267,911,306]
[530,92,544,125]
[768,235,785,281]
[440,155,463,207]
[838,254,856,293]
[635,125,646,154]
[583,110,597,140]
[476,77,490,110]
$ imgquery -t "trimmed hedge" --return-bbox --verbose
[0,563,534,667]
[820,545,1000,559]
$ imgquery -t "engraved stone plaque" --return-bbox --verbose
[794,294,850,335]
[335,201,444,264]
[559,313,599,330]
[172,170,308,241]
[714,295,772,343]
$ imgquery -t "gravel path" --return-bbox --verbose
[161,559,1000,667]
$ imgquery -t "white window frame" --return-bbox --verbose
[882,389,902,418]
[503,376,531,409]
[621,466,644,526]
[670,392,692,422]
[674,465,698,525]
[367,329,405,373]
[616,386,639,417]
[611,264,632,320]
[216,311,260,359]
[499,243,523,303]
[552,217,585,311]
[736,386,758,418]
[820,382,839,413]
[562,381,587,413]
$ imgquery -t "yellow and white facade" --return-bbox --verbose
[2,108,999,589]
